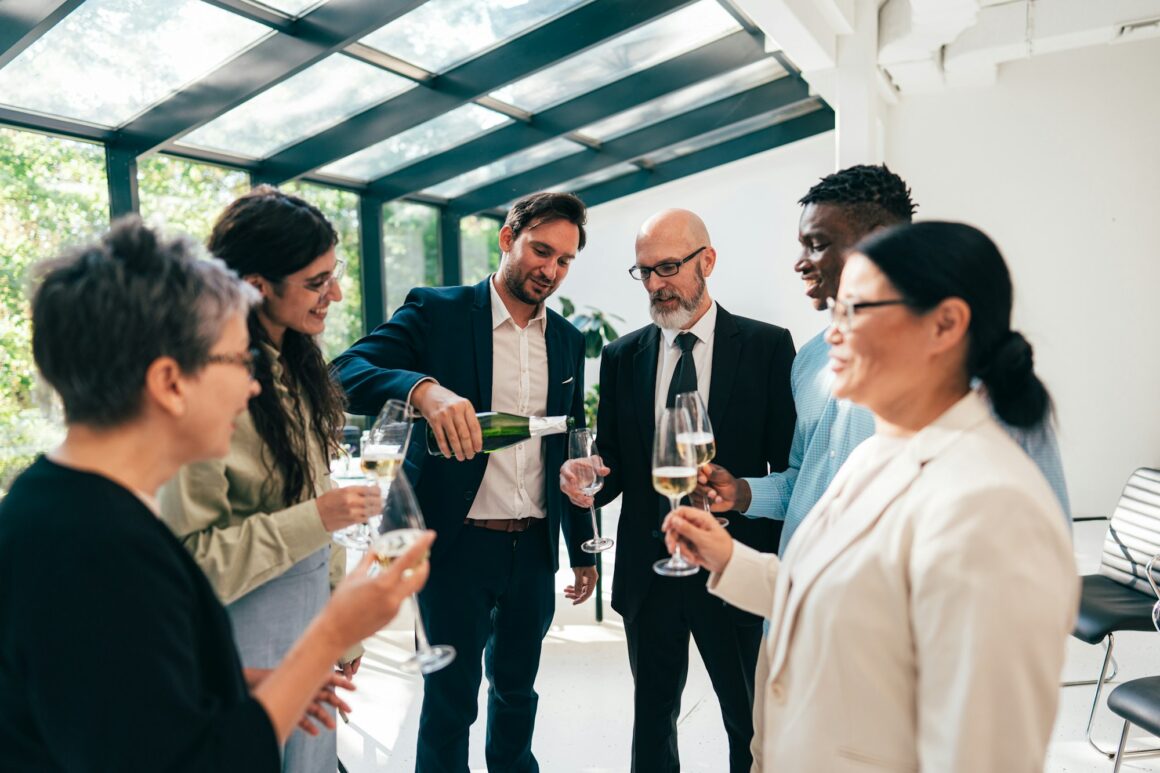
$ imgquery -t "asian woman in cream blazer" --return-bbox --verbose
[664,222,1078,772]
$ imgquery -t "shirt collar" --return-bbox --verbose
[489,274,547,332]
[660,300,717,349]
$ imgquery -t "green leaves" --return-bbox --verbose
[557,295,622,359]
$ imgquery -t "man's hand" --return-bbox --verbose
[695,464,751,513]
[336,656,361,679]
[411,382,482,461]
[559,457,611,507]
[564,566,598,605]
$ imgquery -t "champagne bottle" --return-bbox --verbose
[426,411,574,456]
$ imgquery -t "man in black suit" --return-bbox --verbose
[333,192,596,773]
[561,209,795,772]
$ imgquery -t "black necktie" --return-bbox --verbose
[665,332,698,408]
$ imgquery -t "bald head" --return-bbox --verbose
[636,208,711,253]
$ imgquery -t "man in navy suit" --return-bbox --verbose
[562,209,795,772]
[332,192,595,773]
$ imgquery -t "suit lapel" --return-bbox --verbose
[545,314,564,416]
[633,326,661,455]
[470,280,493,410]
[707,305,739,429]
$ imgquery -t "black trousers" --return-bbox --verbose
[624,572,761,773]
[415,520,555,773]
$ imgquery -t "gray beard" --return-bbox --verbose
[649,274,705,330]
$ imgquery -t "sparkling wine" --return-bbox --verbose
[362,444,404,481]
[373,527,427,568]
[652,466,697,499]
[426,412,574,456]
[676,431,716,467]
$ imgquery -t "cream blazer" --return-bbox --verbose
[709,392,1078,772]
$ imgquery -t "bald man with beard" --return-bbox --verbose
[561,210,796,772]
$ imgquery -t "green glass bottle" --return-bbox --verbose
[426,412,575,456]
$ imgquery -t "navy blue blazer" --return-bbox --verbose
[331,279,594,570]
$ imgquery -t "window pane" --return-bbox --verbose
[577,59,786,143]
[361,0,591,74]
[318,104,511,182]
[0,127,109,495]
[138,155,252,242]
[641,99,824,166]
[489,1,740,113]
[547,162,639,195]
[382,202,440,317]
[460,216,501,285]
[425,138,587,199]
[177,55,415,160]
[278,182,363,360]
[0,0,270,128]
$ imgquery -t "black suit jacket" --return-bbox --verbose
[332,279,594,570]
[595,305,795,623]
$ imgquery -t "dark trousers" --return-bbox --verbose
[624,572,761,773]
[415,520,555,773]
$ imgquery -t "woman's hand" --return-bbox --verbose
[319,531,435,647]
[662,506,734,574]
[316,485,381,532]
[297,673,355,736]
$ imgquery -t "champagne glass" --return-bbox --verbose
[652,407,700,577]
[334,399,412,551]
[568,428,614,553]
[373,472,456,674]
[674,391,728,528]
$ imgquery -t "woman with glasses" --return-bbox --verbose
[661,222,1077,771]
[159,186,379,773]
[0,217,431,771]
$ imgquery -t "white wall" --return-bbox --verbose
[557,36,1160,519]
[559,130,836,390]
[884,37,1160,517]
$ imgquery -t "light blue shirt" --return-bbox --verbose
[744,330,1071,555]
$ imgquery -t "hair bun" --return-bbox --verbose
[979,330,1050,427]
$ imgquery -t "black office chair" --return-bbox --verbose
[1108,675,1160,772]
[1069,468,1160,759]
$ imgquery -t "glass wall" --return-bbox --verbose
[460,215,501,285]
[382,201,440,318]
[137,154,251,242]
[279,181,363,361]
[0,127,109,494]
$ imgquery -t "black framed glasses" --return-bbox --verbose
[826,296,908,334]
[205,346,261,378]
[629,246,705,281]
[287,259,345,295]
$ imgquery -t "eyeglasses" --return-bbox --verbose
[205,347,261,378]
[287,259,345,295]
[628,246,705,281]
[826,296,908,334]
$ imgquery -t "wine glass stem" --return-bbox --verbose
[409,595,433,655]
[588,503,600,539]
[701,464,712,512]
[668,496,685,563]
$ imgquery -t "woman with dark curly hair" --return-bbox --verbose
[159,186,380,772]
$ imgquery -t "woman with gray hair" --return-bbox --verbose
[0,217,432,771]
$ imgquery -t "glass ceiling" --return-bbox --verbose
[489,0,741,113]
[0,0,830,213]
[0,0,270,128]
[360,0,592,75]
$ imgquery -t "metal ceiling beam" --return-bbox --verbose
[572,108,834,209]
[118,0,429,153]
[257,0,697,184]
[365,30,770,200]
[0,0,85,69]
[451,76,813,214]
[0,106,117,143]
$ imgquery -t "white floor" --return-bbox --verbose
[336,512,1160,772]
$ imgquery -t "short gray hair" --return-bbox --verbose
[31,216,258,427]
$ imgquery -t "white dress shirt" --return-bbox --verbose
[653,301,717,426]
[466,276,550,520]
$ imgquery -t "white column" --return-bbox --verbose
[833,0,885,167]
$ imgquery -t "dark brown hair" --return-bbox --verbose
[503,191,588,250]
[207,185,344,505]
